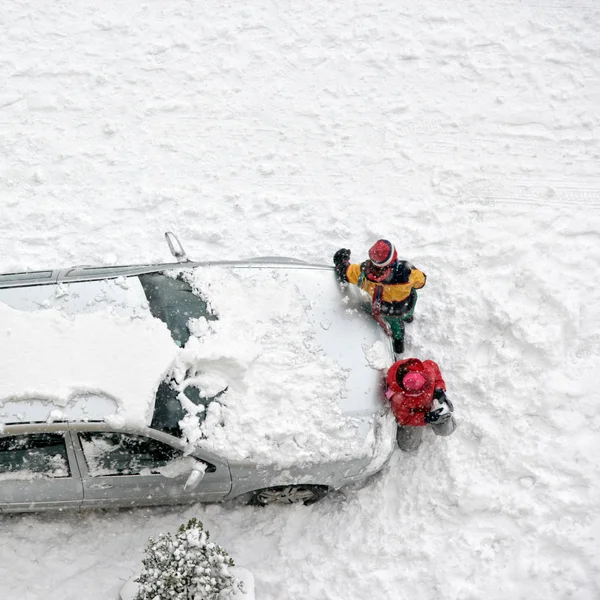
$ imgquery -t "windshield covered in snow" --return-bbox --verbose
[151,379,227,437]
[138,272,216,347]
[140,272,227,438]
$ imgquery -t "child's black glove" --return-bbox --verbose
[333,248,351,282]
[424,408,443,423]
[333,248,351,265]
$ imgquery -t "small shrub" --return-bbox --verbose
[134,518,242,600]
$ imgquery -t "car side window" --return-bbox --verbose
[78,432,184,477]
[0,433,71,479]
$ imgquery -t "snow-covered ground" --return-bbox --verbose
[1,0,600,598]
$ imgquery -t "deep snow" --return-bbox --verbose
[0,298,177,429]
[1,0,600,599]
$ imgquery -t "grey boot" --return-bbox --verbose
[396,425,423,452]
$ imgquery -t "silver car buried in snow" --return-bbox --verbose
[0,234,396,511]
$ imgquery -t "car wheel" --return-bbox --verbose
[248,485,328,506]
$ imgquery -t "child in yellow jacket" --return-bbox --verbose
[333,239,426,354]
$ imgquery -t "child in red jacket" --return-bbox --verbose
[386,358,456,451]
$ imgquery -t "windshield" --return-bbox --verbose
[151,379,227,437]
[138,272,216,347]
[140,272,224,437]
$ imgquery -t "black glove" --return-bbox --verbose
[333,248,351,265]
[424,408,443,424]
[333,248,351,283]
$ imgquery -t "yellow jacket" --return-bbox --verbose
[346,261,426,304]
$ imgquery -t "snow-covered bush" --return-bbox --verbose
[134,518,242,600]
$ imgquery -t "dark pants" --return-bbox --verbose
[396,417,457,452]
[396,425,424,452]
[365,290,418,342]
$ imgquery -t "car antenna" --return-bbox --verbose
[164,231,191,263]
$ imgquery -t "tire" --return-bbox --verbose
[248,485,328,507]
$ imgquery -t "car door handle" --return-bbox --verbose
[89,483,114,490]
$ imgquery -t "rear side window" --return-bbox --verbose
[0,433,70,479]
[138,273,216,347]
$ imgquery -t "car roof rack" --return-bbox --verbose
[164,231,191,263]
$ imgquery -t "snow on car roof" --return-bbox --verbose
[0,279,178,429]
[170,265,394,466]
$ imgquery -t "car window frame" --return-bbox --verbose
[0,432,71,479]
[68,424,221,479]
[0,424,82,483]
[76,431,189,477]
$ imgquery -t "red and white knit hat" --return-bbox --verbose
[368,239,397,267]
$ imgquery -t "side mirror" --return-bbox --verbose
[183,464,206,491]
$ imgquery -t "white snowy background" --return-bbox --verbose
[1,0,600,598]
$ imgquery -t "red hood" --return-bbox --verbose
[386,358,435,395]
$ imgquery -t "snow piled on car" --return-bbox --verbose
[0,301,178,429]
[169,266,395,467]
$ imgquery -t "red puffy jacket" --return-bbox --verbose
[386,358,446,427]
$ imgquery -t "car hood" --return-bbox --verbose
[185,264,394,418]
[283,266,393,416]
[168,263,396,465]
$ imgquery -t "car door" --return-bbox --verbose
[0,431,83,512]
[71,430,231,508]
